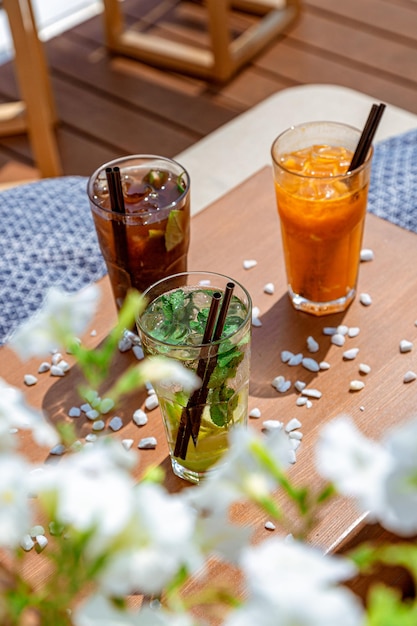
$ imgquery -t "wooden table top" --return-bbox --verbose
[2,166,417,599]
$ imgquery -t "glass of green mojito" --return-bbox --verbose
[137,271,252,484]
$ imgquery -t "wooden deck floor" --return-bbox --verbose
[1,0,417,184]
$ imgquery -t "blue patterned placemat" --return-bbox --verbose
[0,176,106,346]
[1,128,417,345]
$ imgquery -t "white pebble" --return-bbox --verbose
[265,521,276,531]
[302,357,320,372]
[138,436,157,449]
[343,348,360,360]
[288,352,303,366]
[50,365,65,377]
[294,380,306,392]
[289,430,303,440]
[359,363,371,375]
[71,440,83,452]
[85,433,97,442]
[38,362,51,373]
[306,400,313,409]
[132,345,144,360]
[99,397,115,414]
[251,315,262,327]
[30,525,45,537]
[403,371,417,383]
[262,420,283,431]
[360,248,374,262]
[118,335,133,352]
[331,333,345,346]
[360,406,365,412]
[51,352,63,365]
[263,282,275,295]
[86,409,100,421]
[20,535,34,551]
[306,336,319,353]
[288,449,297,464]
[337,325,349,336]
[24,374,38,386]
[399,339,413,353]
[281,350,293,363]
[49,444,66,456]
[243,259,257,269]
[360,293,372,306]
[133,408,148,426]
[121,439,134,450]
[319,361,330,370]
[109,416,123,431]
[68,407,81,418]
[249,407,262,419]
[285,418,302,432]
[348,327,360,338]
[323,327,337,335]
[350,380,365,391]
[296,397,307,406]
[36,535,48,551]
[56,360,70,372]
[81,403,92,413]
[271,376,291,393]
[92,420,105,431]
[301,388,322,399]
[145,394,159,411]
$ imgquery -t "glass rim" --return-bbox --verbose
[137,270,252,349]
[270,120,374,180]
[87,154,190,215]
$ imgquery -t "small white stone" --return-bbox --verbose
[132,345,144,360]
[86,409,100,421]
[343,348,360,360]
[331,333,345,347]
[306,400,313,409]
[399,339,413,353]
[262,420,283,431]
[80,403,92,413]
[249,407,261,419]
[323,327,337,335]
[121,438,134,450]
[285,418,302,432]
[281,350,293,363]
[71,440,83,452]
[288,352,303,366]
[294,380,306,392]
[145,394,159,411]
[36,535,48,551]
[50,444,66,456]
[306,336,319,353]
[360,293,372,306]
[109,416,123,431]
[30,525,45,537]
[301,388,322,399]
[337,325,349,336]
[68,407,81,418]
[403,371,417,383]
[24,374,38,386]
[51,352,63,365]
[350,380,365,391]
[99,397,115,414]
[360,406,365,412]
[85,433,97,442]
[92,420,105,431]
[359,363,371,375]
[138,436,157,449]
[265,521,276,531]
[296,397,307,406]
[319,361,330,370]
[360,248,374,262]
[118,336,133,352]
[289,430,303,440]
[38,362,51,373]
[263,282,275,295]
[348,327,360,338]
[133,408,148,426]
[288,449,297,464]
[90,329,97,337]
[302,357,320,372]
[20,535,35,551]
[243,259,257,269]
[57,360,70,372]
[50,365,65,377]
[251,316,262,327]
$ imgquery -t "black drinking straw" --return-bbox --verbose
[348,103,386,172]
[105,166,129,272]
[175,282,236,460]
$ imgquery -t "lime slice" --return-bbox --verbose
[165,210,185,251]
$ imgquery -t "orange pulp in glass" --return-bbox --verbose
[274,144,370,304]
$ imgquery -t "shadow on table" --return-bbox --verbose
[250,292,349,399]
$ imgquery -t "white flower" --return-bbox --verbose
[315,415,391,514]
[10,284,99,359]
[139,356,200,392]
[0,454,32,549]
[98,483,201,596]
[0,378,58,449]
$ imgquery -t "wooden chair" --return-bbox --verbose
[102,0,301,82]
[0,0,62,177]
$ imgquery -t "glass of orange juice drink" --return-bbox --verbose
[271,121,373,315]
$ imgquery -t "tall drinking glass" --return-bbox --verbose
[271,121,373,315]
[137,271,252,484]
